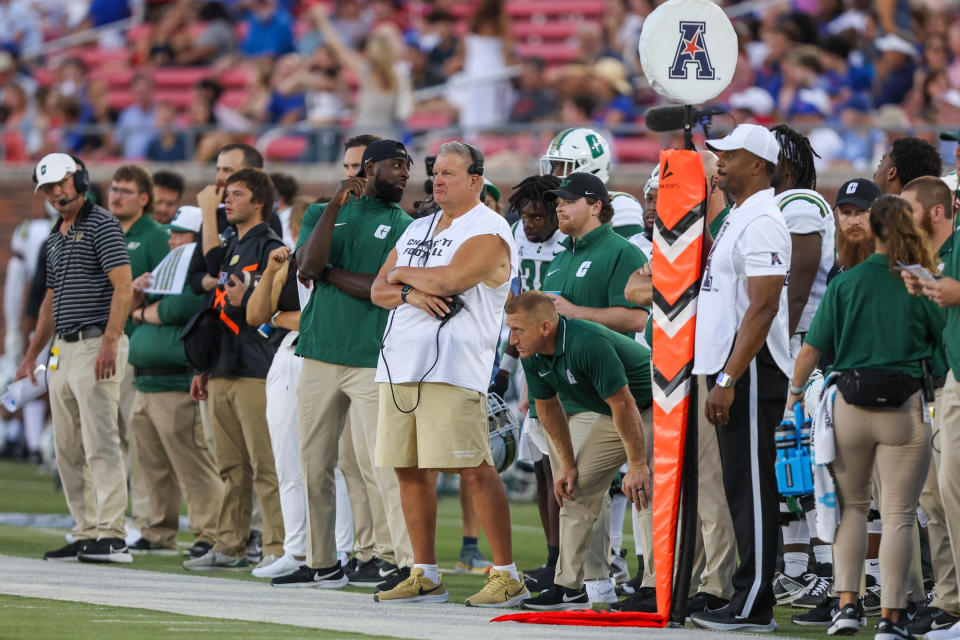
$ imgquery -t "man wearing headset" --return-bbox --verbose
[17,153,134,564]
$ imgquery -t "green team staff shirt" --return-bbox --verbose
[129,282,205,393]
[805,253,944,379]
[929,232,955,380]
[124,214,171,336]
[709,205,731,238]
[942,231,960,381]
[295,196,411,368]
[541,223,648,335]
[522,317,652,416]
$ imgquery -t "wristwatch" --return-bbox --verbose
[400,284,412,304]
[269,310,282,328]
[715,372,735,388]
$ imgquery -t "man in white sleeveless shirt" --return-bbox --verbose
[371,141,528,608]
[688,124,793,633]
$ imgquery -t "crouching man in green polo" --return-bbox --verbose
[504,290,652,611]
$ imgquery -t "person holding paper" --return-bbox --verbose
[127,206,224,559]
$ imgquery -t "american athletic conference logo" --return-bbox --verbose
[669,21,716,80]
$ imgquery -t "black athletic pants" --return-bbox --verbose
[709,344,787,620]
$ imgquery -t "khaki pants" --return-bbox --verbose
[48,335,129,540]
[918,387,959,613]
[208,375,284,557]
[548,412,628,589]
[631,406,655,589]
[939,373,960,612]
[693,374,737,599]
[338,420,378,562]
[117,367,150,531]
[833,391,931,609]
[131,390,223,548]
[300,360,412,569]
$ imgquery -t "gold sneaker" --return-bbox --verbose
[373,567,449,604]
[465,569,531,608]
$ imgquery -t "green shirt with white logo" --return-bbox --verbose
[522,317,652,416]
[541,223,648,334]
[125,214,171,336]
[129,282,205,393]
[295,196,411,368]
[941,232,960,381]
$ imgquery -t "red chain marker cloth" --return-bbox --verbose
[492,150,706,628]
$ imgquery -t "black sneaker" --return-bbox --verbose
[907,606,960,634]
[690,604,776,633]
[78,538,133,564]
[615,570,644,597]
[43,539,91,561]
[271,563,348,589]
[875,617,914,640]
[128,538,178,555]
[184,540,213,559]
[793,597,839,626]
[794,576,834,609]
[348,557,397,586]
[521,564,555,592]
[376,565,410,592]
[520,585,590,611]
[862,577,881,615]
[245,530,262,564]
[685,591,729,620]
[609,586,657,612]
[828,601,866,636]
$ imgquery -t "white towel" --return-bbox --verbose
[812,375,840,542]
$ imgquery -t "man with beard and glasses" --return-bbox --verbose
[271,139,414,588]
[829,179,882,282]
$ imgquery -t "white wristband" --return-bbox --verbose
[499,353,518,373]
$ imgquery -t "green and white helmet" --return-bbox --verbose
[487,392,520,473]
[540,127,613,184]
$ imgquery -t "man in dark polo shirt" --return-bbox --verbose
[183,168,285,570]
[503,291,651,611]
[17,153,134,563]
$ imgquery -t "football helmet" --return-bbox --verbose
[540,127,613,183]
[487,392,521,473]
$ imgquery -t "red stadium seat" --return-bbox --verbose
[220,89,250,109]
[612,137,662,163]
[221,67,252,89]
[405,111,454,131]
[263,135,307,161]
[506,0,605,19]
[515,42,579,64]
[153,67,213,89]
[89,68,134,88]
[511,21,582,41]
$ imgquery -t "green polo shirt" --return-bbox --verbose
[129,282,205,393]
[806,253,944,379]
[929,232,954,380]
[541,223,648,335]
[942,232,960,380]
[522,317,652,416]
[709,205,730,238]
[295,196,411,367]
[124,214,171,336]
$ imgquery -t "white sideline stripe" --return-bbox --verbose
[741,358,764,618]
[0,555,708,640]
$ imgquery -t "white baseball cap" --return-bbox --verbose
[168,205,202,233]
[705,124,781,165]
[34,153,78,193]
[876,33,917,58]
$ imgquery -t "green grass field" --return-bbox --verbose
[0,459,842,638]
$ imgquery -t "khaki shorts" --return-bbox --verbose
[375,382,494,470]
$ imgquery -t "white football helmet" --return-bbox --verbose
[487,392,521,473]
[540,127,613,183]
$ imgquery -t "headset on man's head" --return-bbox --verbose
[464,143,484,177]
[32,155,90,196]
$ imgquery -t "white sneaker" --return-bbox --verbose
[252,554,303,579]
[585,577,618,604]
[926,620,960,640]
[124,524,141,546]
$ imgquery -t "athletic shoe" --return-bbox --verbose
[182,550,248,571]
[521,585,590,611]
[464,569,530,608]
[245,530,262,564]
[685,592,729,620]
[795,576,834,609]
[828,601,866,636]
[907,606,960,635]
[609,586,657,612]
[585,577,618,604]
[124,523,141,546]
[773,571,809,604]
[78,538,133,564]
[862,580,881,616]
[874,617,913,640]
[616,570,644,597]
[455,545,493,574]
[271,563,348,588]
[44,539,90,561]
[376,565,411,592]
[348,557,397,586]
[521,564,555,592]
[926,619,960,640]
[690,604,777,633]
[609,549,629,584]
[373,567,449,603]
[184,541,213,559]
[252,554,302,579]
[793,597,839,627]
[128,538,178,555]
